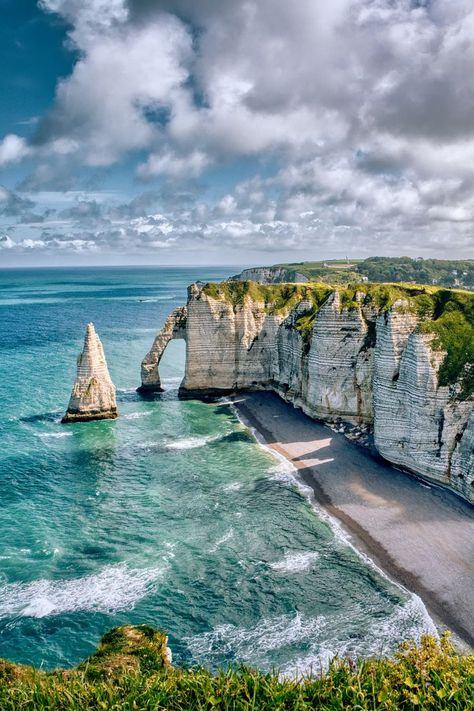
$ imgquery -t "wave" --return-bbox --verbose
[223,481,243,492]
[269,551,319,574]
[279,595,438,679]
[209,528,234,553]
[137,296,175,302]
[186,611,326,663]
[122,412,152,420]
[37,432,73,439]
[0,563,164,619]
[186,595,437,680]
[165,434,219,451]
[231,403,420,585]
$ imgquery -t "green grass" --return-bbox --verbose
[246,257,474,289]
[201,281,332,315]
[0,627,472,709]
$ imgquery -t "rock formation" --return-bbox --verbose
[138,306,187,393]
[63,322,118,423]
[141,282,474,503]
[229,266,309,283]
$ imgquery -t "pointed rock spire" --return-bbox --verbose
[62,322,118,423]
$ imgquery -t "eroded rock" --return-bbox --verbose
[62,322,118,423]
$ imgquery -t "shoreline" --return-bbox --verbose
[230,391,474,650]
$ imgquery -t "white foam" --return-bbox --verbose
[210,528,234,553]
[122,412,152,420]
[37,432,73,439]
[223,481,243,492]
[278,595,438,680]
[0,563,164,619]
[269,551,320,574]
[186,612,326,661]
[187,598,437,681]
[165,435,217,450]
[117,387,138,394]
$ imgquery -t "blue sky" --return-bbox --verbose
[1,0,474,266]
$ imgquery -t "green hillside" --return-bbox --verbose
[255,257,474,289]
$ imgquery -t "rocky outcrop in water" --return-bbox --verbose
[141,282,474,503]
[63,322,118,423]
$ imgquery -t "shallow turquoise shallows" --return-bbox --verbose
[0,267,435,676]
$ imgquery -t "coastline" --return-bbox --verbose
[230,391,474,650]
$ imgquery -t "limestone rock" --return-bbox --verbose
[229,266,309,284]
[138,307,187,392]
[62,323,118,423]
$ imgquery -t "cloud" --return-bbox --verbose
[0,135,31,166]
[0,234,15,249]
[33,2,192,167]
[2,0,474,260]
[0,187,35,216]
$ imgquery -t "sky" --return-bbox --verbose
[1,0,474,267]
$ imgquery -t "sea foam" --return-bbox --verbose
[269,551,320,574]
[186,611,326,662]
[0,563,163,619]
[165,434,218,450]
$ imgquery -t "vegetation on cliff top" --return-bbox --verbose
[239,257,474,289]
[0,626,472,710]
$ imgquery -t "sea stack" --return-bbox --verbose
[62,323,118,423]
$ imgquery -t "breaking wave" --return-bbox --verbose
[269,551,320,574]
[0,563,164,619]
[122,412,152,420]
[186,611,326,663]
[165,434,219,450]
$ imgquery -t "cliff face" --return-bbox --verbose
[63,322,118,423]
[229,266,309,284]
[141,283,474,503]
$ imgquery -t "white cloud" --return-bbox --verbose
[0,135,31,166]
[0,234,15,249]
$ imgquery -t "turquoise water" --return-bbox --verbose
[0,267,435,676]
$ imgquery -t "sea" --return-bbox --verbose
[0,266,436,676]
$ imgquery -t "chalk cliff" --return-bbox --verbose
[141,282,474,503]
[63,322,118,423]
[229,266,309,284]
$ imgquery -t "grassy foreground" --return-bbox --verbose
[1,626,473,710]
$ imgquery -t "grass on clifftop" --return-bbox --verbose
[202,281,333,315]
[0,626,473,710]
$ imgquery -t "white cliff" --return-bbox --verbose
[63,323,118,423]
[229,266,309,284]
[141,282,474,503]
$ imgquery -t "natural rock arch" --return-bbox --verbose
[138,307,187,393]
